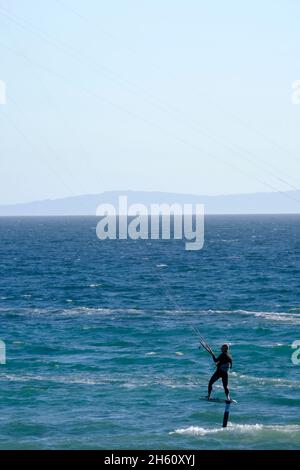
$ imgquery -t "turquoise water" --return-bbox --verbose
[0,215,299,449]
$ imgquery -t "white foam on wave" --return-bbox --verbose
[3,306,300,323]
[0,306,146,317]
[61,306,144,316]
[253,312,300,324]
[0,372,194,389]
[235,310,300,324]
[0,373,110,386]
[3,369,298,393]
[121,374,199,390]
[205,309,300,325]
[231,372,300,388]
[171,423,300,437]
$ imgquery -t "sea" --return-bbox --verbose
[0,215,299,449]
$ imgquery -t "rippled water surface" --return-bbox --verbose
[0,215,299,449]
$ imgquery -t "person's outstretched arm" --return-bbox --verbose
[213,353,220,363]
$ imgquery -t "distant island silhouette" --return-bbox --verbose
[0,190,299,215]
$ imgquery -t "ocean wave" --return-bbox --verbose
[1,306,300,323]
[3,369,298,391]
[0,372,199,389]
[289,308,300,314]
[251,312,300,324]
[206,309,300,324]
[62,307,144,316]
[0,373,107,386]
[0,306,146,317]
[231,372,300,388]
[171,423,300,437]
[144,351,184,357]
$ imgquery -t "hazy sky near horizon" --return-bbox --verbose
[0,0,299,204]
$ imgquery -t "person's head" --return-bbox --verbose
[221,343,229,353]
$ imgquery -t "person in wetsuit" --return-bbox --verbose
[207,343,232,400]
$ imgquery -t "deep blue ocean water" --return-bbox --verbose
[0,215,299,449]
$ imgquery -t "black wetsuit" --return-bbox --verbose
[208,352,232,397]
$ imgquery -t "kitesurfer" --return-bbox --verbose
[207,343,232,400]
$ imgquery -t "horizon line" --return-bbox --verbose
[1,188,299,208]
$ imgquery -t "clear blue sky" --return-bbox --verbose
[0,0,299,204]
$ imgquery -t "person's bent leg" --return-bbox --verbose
[221,372,230,398]
[208,370,221,397]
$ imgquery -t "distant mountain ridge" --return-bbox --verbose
[0,190,299,215]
